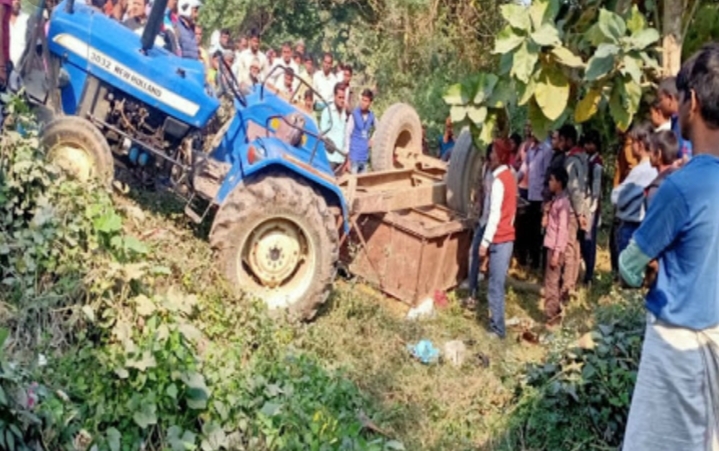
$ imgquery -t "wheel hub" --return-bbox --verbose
[48,144,94,182]
[247,220,302,288]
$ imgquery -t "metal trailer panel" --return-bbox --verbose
[343,205,472,306]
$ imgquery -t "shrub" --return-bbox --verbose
[500,296,645,450]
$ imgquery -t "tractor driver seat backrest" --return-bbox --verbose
[275,112,306,147]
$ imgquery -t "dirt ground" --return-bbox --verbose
[115,186,617,450]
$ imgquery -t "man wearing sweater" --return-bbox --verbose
[611,122,657,254]
[479,139,517,340]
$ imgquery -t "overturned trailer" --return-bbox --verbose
[339,130,482,305]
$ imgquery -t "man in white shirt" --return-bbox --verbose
[268,41,298,88]
[313,52,338,107]
[234,29,267,83]
[9,0,27,68]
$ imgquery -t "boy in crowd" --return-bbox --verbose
[343,89,375,174]
[610,129,637,276]
[300,89,315,117]
[657,77,693,163]
[438,116,455,161]
[582,130,603,285]
[543,166,570,328]
[516,125,551,271]
[611,122,657,254]
[479,139,517,340]
[645,130,679,208]
[559,124,588,300]
[619,44,719,451]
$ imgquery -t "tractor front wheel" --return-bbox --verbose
[210,172,339,320]
[40,116,114,187]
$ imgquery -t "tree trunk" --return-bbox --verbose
[662,0,684,76]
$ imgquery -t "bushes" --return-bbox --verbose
[499,296,645,450]
[0,101,403,451]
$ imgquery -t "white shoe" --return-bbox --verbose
[459,279,471,290]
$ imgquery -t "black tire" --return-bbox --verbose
[371,102,423,171]
[40,116,114,186]
[446,129,484,216]
[210,171,339,321]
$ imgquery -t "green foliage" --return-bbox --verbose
[444,0,661,144]
[0,98,403,451]
[501,296,645,450]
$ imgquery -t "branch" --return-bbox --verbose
[681,0,702,39]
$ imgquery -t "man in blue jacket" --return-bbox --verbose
[343,89,375,174]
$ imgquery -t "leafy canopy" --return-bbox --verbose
[444,0,660,144]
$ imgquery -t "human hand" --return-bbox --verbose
[644,260,659,288]
[579,215,588,231]
[541,213,548,229]
[479,245,488,259]
[550,252,559,269]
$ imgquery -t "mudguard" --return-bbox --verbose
[214,137,349,233]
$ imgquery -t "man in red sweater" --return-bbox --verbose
[479,138,518,339]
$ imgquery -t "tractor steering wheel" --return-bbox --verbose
[214,50,247,107]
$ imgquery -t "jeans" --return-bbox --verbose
[617,221,640,256]
[468,224,486,296]
[581,211,599,284]
[488,241,514,338]
[350,161,368,174]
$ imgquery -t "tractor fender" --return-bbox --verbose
[214,157,349,233]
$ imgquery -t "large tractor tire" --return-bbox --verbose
[210,171,339,320]
[40,116,114,186]
[446,129,484,217]
[371,103,423,171]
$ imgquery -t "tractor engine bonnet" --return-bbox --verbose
[48,0,220,128]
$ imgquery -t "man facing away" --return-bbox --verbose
[619,43,719,451]
[344,89,375,174]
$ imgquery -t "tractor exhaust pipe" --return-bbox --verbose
[141,0,168,52]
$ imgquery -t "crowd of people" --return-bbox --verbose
[462,75,691,339]
[202,27,378,174]
[2,0,378,174]
[462,43,719,451]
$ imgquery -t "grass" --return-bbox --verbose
[113,185,622,450]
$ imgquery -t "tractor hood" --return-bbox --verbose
[48,0,219,128]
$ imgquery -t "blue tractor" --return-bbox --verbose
[19,0,480,317]
[24,0,358,319]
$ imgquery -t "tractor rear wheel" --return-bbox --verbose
[371,103,423,171]
[210,172,339,320]
[446,128,484,217]
[40,116,114,187]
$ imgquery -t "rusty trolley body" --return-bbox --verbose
[338,165,474,306]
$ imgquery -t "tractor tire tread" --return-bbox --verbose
[210,170,338,321]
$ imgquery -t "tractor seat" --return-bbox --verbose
[275,112,305,147]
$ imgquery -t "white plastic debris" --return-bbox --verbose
[406,297,435,320]
[443,340,467,367]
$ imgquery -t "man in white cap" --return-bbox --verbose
[176,0,201,59]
